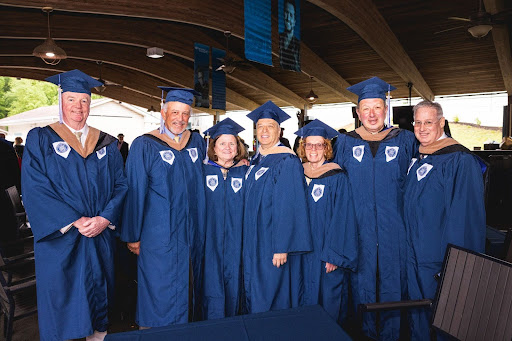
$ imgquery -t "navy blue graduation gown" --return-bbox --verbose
[302,164,357,324]
[202,163,248,319]
[333,128,417,340]
[120,132,206,327]
[242,151,313,314]
[21,126,127,341]
[404,144,485,340]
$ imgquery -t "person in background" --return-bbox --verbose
[202,118,248,319]
[13,136,24,165]
[242,100,312,314]
[404,100,486,340]
[279,127,291,148]
[295,119,357,325]
[22,69,128,341]
[333,77,418,340]
[117,133,129,165]
[121,87,206,328]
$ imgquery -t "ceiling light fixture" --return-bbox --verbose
[32,7,67,65]
[146,47,164,58]
[305,76,318,103]
[467,24,493,38]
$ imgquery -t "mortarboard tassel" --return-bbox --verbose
[159,89,165,134]
[387,84,391,128]
[58,74,63,124]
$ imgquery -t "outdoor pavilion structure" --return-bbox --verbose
[0,0,511,134]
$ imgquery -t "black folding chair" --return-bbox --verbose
[0,250,37,341]
[358,244,512,340]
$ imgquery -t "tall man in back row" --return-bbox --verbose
[22,69,128,341]
[404,100,486,340]
[334,77,418,340]
[121,87,206,327]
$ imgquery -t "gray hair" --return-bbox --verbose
[413,100,443,120]
[162,101,193,115]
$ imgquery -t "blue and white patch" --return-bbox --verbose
[187,148,198,163]
[407,158,417,175]
[96,146,107,159]
[385,146,399,162]
[206,175,218,191]
[352,145,365,162]
[311,184,325,202]
[245,165,255,180]
[52,141,71,158]
[416,163,433,181]
[159,150,175,165]
[231,178,243,193]
[255,167,269,181]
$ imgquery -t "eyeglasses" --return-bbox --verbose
[305,143,326,150]
[412,119,440,128]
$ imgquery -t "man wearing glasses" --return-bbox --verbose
[404,100,486,340]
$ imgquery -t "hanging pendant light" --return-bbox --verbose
[32,7,67,65]
[305,76,318,103]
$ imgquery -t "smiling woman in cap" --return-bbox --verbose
[120,86,207,328]
[201,118,248,319]
[22,69,128,341]
[242,100,312,314]
[295,119,357,325]
[332,77,418,340]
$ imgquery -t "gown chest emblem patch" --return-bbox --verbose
[352,145,365,162]
[231,178,243,193]
[311,184,325,202]
[52,141,71,158]
[385,146,399,162]
[255,167,269,180]
[159,150,175,165]
[407,158,417,175]
[96,147,107,159]
[187,148,199,163]
[245,165,255,180]
[206,175,218,191]
[416,163,433,181]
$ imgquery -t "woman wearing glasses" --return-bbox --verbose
[295,119,357,325]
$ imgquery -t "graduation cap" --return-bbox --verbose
[157,86,200,133]
[346,76,396,103]
[45,69,103,124]
[204,118,245,139]
[246,101,290,124]
[158,86,199,105]
[294,119,339,139]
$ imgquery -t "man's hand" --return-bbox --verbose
[76,216,110,238]
[272,253,288,268]
[127,242,141,255]
[325,262,338,273]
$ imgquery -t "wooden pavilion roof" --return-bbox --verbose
[0,0,510,113]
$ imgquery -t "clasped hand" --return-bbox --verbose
[73,216,110,238]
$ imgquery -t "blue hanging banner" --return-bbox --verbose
[278,0,301,72]
[194,43,210,108]
[244,0,272,66]
[212,47,227,111]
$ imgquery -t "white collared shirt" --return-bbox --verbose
[63,122,89,147]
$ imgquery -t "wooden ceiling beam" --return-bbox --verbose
[0,39,260,112]
[0,2,356,104]
[484,0,512,94]
[0,6,307,108]
[308,0,435,100]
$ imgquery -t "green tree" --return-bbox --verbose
[0,77,14,118]
[7,78,58,116]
